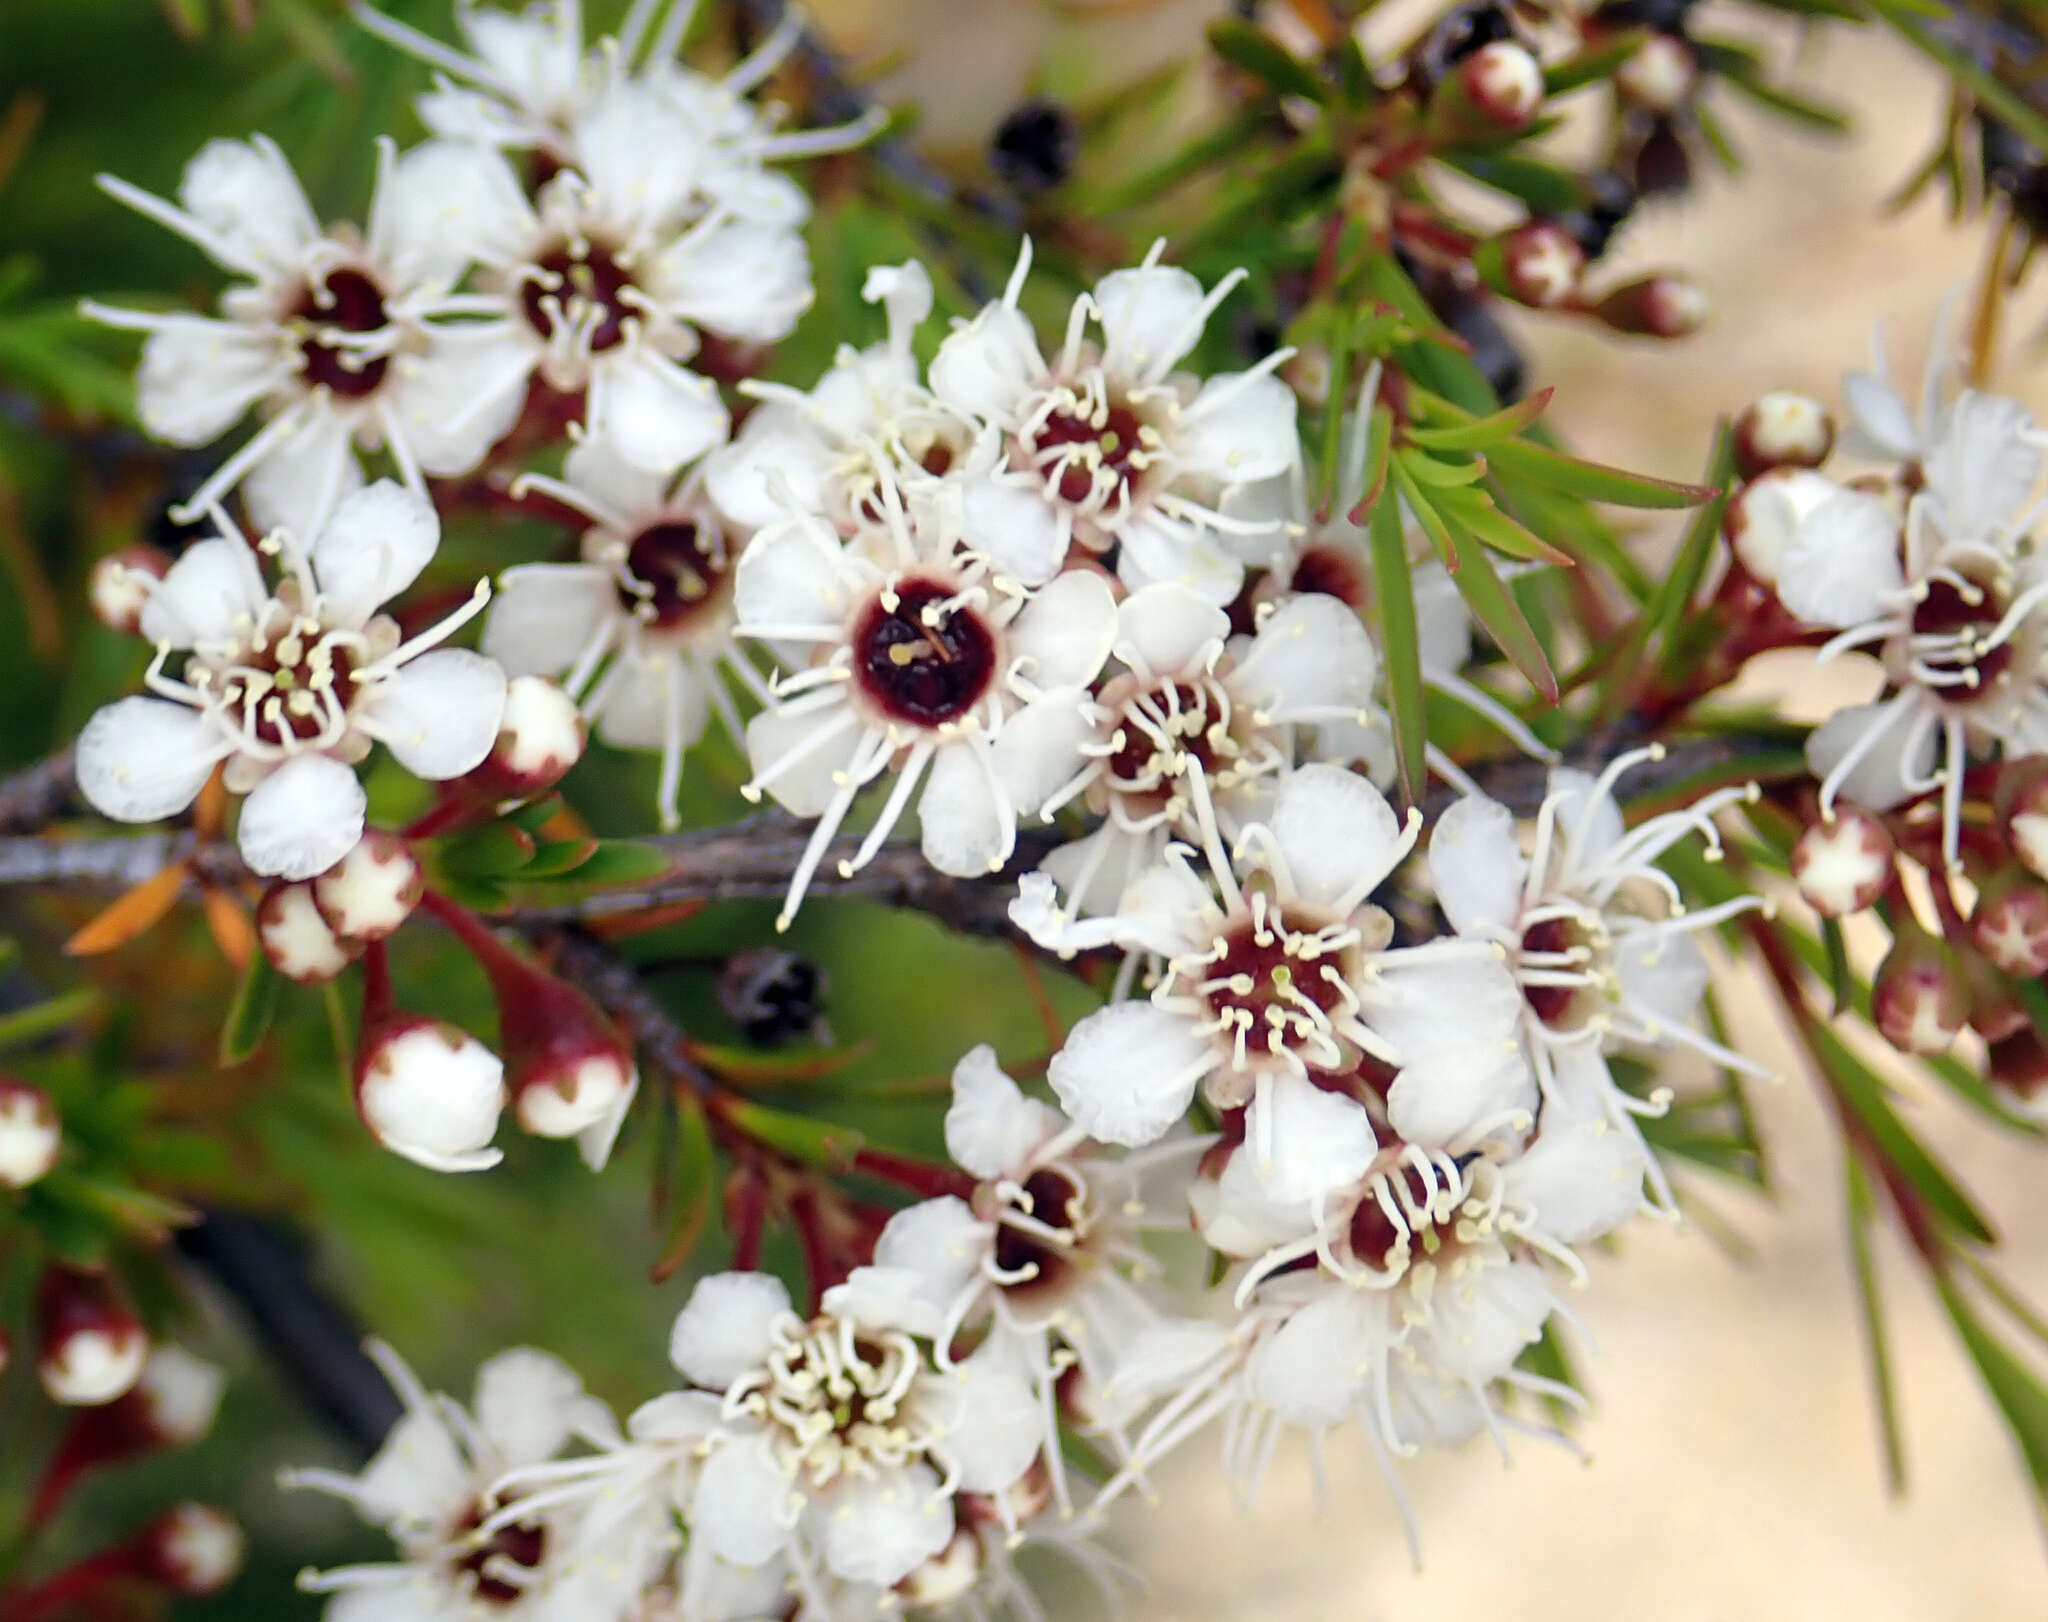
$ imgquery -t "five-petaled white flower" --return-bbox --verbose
[77,481,505,880]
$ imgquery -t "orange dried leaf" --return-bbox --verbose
[193,767,229,838]
[66,861,189,956]
[587,899,709,940]
[202,888,256,972]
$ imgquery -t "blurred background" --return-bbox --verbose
[5,1,2048,1617]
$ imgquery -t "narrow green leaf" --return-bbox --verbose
[1822,918,1854,1017]
[1845,1155,1909,1494]
[1485,433,1718,509]
[1406,386,1554,452]
[437,823,538,880]
[1450,151,1585,214]
[1431,482,1574,565]
[1544,30,1646,94]
[719,1098,859,1167]
[653,1095,716,1282]
[1395,450,1490,488]
[1693,98,1744,171]
[0,990,98,1052]
[1315,317,1355,520]
[1207,20,1329,103]
[1347,403,1395,524]
[1937,1271,2048,1510]
[521,838,601,879]
[556,839,675,888]
[1440,513,1560,704]
[1712,63,1852,132]
[1489,475,1652,598]
[1336,32,1374,105]
[1090,109,1269,212]
[1388,454,1457,571]
[1644,422,1737,673]
[1369,495,1427,806]
[219,948,283,1068]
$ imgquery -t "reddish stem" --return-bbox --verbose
[849,1145,976,1202]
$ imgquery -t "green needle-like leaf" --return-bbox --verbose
[1206,20,1330,104]
[1845,1155,1909,1494]
[220,949,283,1069]
[1368,493,1427,806]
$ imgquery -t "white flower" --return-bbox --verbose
[88,135,518,531]
[733,481,1118,928]
[1034,764,1528,1206]
[929,239,1298,603]
[355,1019,509,1174]
[832,1047,1205,1514]
[485,435,759,828]
[1426,749,1771,1210]
[705,261,977,535]
[284,1341,649,1622]
[76,483,504,880]
[1017,580,1380,922]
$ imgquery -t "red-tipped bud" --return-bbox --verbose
[1872,933,1970,1056]
[313,830,423,945]
[1592,274,1705,338]
[88,544,172,635]
[30,1345,226,1529]
[1791,809,1893,918]
[355,943,505,1173]
[1724,467,1840,589]
[1495,221,1585,309]
[257,881,361,984]
[1733,392,1835,480]
[1997,757,2048,880]
[1615,31,1697,113]
[1972,873,2048,976]
[145,1503,245,1595]
[1431,41,1546,138]
[464,675,588,802]
[898,1526,986,1608]
[1989,1026,2048,1117]
[0,1075,61,1188]
[37,1267,149,1406]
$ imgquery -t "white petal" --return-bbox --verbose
[1364,952,1523,1055]
[1093,264,1207,380]
[873,1195,987,1308]
[386,326,533,477]
[472,1348,595,1469]
[945,1045,1060,1179]
[733,516,858,634]
[1115,513,1244,605]
[1614,925,1710,1033]
[139,535,267,648]
[1413,563,1474,676]
[572,84,707,235]
[135,322,277,446]
[236,754,367,879]
[929,305,1041,422]
[1248,1071,1379,1205]
[1113,582,1229,678]
[1841,371,1919,461]
[1545,765,1627,868]
[594,352,730,474]
[1414,1259,1550,1382]
[483,564,618,677]
[563,433,671,518]
[348,1409,469,1528]
[242,412,364,543]
[373,140,534,288]
[1178,371,1298,483]
[691,1432,799,1567]
[669,1272,792,1389]
[1428,795,1527,936]
[745,705,864,817]
[1505,1113,1646,1244]
[1047,1000,1209,1146]
[918,741,1014,877]
[1927,390,2041,543]
[815,1464,953,1587]
[575,1067,638,1172]
[943,1347,1042,1491]
[178,137,319,274]
[1386,1038,1535,1150]
[594,656,710,755]
[1007,568,1117,689]
[659,220,813,344]
[362,649,508,780]
[1776,488,1906,629]
[961,478,1064,586]
[1269,763,1405,910]
[704,407,833,530]
[990,690,1094,819]
[1246,1288,1380,1426]
[1232,592,1378,719]
[76,698,224,823]
[313,480,442,626]
[821,1266,945,1338]
[1806,699,1935,813]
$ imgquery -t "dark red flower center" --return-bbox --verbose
[520,242,638,353]
[1198,909,1352,1047]
[294,267,391,400]
[618,520,727,632]
[1519,915,1599,1030]
[1910,573,2013,699]
[851,577,998,728]
[1104,679,1236,809]
[1347,1161,1449,1272]
[453,1502,547,1606]
[991,1166,1085,1302]
[1288,544,1369,611]
[1025,401,1147,507]
[207,625,358,747]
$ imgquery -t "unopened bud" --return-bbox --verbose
[0,1076,60,1188]
[38,1267,149,1406]
[1493,221,1585,309]
[1791,809,1893,917]
[146,1503,245,1595]
[466,675,588,801]
[1989,1026,2048,1117]
[1724,467,1841,588]
[88,545,171,636]
[1592,274,1705,338]
[1998,757,2048,879]
[1733,392,1835,480]
[312,830,423,945]
[1972,873,2048,976]
[30,1345,226,1527]
[257,881,359,984]
[356,1016,506,1174]
[1431,41,1546,139]
[1872,935,1970,1056]
[1615,31,1697,113]
[898,1526,985,1608]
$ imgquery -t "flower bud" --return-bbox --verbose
[312,830,423,945]
[464,675,588,802]
[1733,392,1835,480]
[1430,41,1546,139]
[1997,757,2048,880]
[146,1503,245,1595]
[88,545,171,635]
[1591,275,1705,338]
[1615,31,1697,113]
[1972,872,2048,976]
[355,1016,507,1173]
[30,1345,226,1528]
[1724,467,1840,589]
[1871,934,1970,1056]
[1791,808,1893,917]
[257,881,360,984]
[0,1076,61,1188]
[897,1526,984,1609]
[1989,1026,2048,1117]
[1491,221,1585,309]
[38,1267,149,1406]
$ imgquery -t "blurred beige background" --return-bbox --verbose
[815,4,2048,1616]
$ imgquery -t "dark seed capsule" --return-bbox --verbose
[717,948,830,1048]
[1591,0,1699,35]
[1554,168,1638,262]
[1422,1,1514,81]
[990,99,1078,196]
